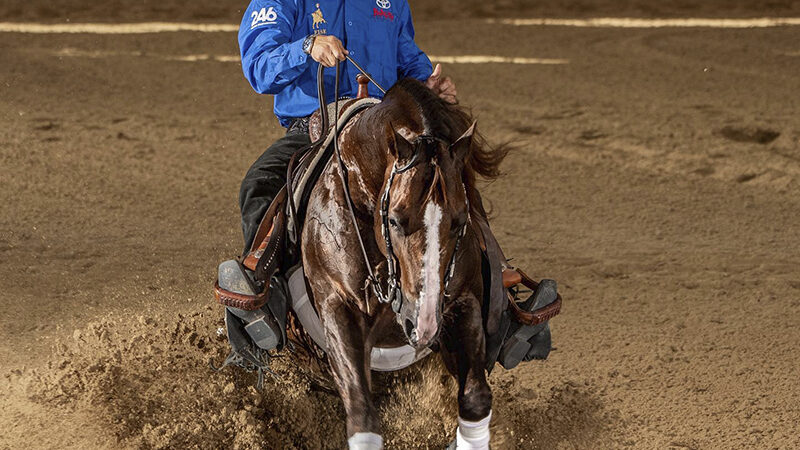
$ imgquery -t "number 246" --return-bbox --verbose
[251,7,278,27]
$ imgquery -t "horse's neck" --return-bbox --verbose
[339,111,390,210]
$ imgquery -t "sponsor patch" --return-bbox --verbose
[250,6,278,29]
[373,8,394,21]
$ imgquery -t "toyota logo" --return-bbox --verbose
[376,0,391,9]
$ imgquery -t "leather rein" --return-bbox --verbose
[322,58,468,315]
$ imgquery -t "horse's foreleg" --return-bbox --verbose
[318,294,382,449]
[441,294,492,449]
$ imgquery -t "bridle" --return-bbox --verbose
[320,58,469,316]
[378,136,469,313]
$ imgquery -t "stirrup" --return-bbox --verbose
[495,269,562,370]
[217,260,283,351]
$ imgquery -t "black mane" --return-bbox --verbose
[385,78,463,143]
[382,77,511,218]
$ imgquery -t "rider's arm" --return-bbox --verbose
[238,0,309,94]
[395,2,433,82]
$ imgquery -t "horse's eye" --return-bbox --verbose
[451,216,467,233]
[389,218,399,228]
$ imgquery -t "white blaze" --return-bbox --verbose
[417,201,443,340]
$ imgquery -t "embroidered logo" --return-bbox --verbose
[250,6,278,29]
[376,0,391,9]
[311,3,327,30]
[373,8,394,21]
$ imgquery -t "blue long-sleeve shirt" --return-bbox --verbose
[238,0,433,127]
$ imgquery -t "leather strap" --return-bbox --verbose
[214,280,268,311]
[502,268,522,288]
[504,268,563,326]
[244,187,288,270]
[254,209,286,282]
[507,293,562,326]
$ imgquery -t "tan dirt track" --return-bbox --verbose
[2,4,800,449]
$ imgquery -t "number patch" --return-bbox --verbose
[251,7,278,29]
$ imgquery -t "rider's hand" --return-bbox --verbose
[309,35,348,67]
[425,63,458,104]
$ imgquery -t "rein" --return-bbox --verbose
[319,58,468,318]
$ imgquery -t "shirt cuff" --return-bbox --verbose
[408,55,434,81]
[288,36,310,67]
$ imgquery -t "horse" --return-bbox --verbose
[301,77,508,448]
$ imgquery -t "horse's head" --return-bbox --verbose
[379,122,476,348]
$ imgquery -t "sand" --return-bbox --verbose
[1,1,799,448]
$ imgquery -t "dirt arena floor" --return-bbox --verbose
[2,1,799,448]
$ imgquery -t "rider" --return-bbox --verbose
[228,4,557,448]
[238,0,457,253]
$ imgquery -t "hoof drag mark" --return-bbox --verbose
[717,125,780,144]
[116,132,136,141]
[736,173,759,183]
[33,121,59,131]
[579,129,607,141]
[538,109,584,120]
[512,124,545,135]
[692,167,715,177]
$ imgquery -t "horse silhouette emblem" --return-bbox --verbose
[311,4,326,29]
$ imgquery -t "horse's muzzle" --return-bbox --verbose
[398,294,442,348]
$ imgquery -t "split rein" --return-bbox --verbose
[319,57,469,315]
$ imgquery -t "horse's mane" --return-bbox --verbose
[384,78,511,217]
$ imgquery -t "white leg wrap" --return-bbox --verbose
[456,410,491,449]
[348,432,383,450]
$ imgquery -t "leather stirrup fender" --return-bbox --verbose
[473,215,507,335]
[244,187,288,271]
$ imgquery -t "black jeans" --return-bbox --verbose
[239,129,311,254]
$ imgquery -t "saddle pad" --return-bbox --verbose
[287,265,431,372]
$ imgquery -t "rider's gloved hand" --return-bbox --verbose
[309,35,348,67]
[425,63,458,104]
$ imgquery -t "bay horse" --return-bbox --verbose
[301,77,508,448]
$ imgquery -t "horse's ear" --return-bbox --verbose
[390,126,415,162]
[451,121,476,161]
